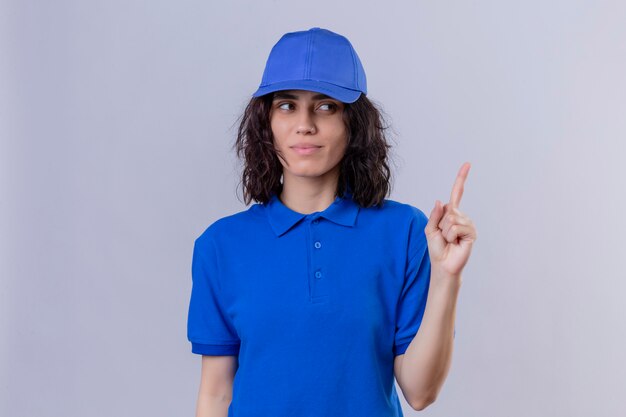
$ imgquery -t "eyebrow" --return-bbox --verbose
[272,92,335,101]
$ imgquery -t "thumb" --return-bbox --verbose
[425,199,444,237]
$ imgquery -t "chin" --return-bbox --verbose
[289,170,327,178]
[284,167,330,178]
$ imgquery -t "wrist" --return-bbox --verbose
[430,267,462,293]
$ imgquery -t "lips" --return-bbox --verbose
[291,143,322,149]
[291,144,322,155]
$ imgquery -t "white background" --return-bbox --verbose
[1,1,625,416]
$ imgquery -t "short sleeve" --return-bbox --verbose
[187,235,240,356]
[394,207,456,356]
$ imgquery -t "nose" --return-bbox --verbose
[296,109,316,135]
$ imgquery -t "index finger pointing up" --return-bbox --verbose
[449,162,471,208]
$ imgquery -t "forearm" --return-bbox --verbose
[400,268,461,406]
[195,392,231,417]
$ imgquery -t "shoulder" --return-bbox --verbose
[195,203,266,245]
[366,197,429,228]
[373,198,430,257]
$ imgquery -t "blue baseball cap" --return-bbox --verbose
[252,27,367,104]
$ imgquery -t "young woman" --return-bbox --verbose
[187,27,477,417]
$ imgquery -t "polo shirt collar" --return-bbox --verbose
[265,189,360,237]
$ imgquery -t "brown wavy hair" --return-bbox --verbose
[231,92,397,208]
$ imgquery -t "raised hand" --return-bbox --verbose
[424,162,477,280]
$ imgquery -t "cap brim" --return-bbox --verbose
[252,80,363,103]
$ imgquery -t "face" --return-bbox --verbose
[269,89,348,182]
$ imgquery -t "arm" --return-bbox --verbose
[195,355,238,417]
[396,163,475,410]
[394,269,460,410]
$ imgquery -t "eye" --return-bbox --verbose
[277,102,294,111]
[274,101,338,112]
[318,103,337,111]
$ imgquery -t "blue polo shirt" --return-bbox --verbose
[187,189,447,416]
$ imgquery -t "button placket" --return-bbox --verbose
[308,216,328,301]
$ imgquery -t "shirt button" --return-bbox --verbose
[314,241,321,249]
[315,270,322,279]
[312,219,319,225]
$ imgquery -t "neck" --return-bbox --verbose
[279,170,340,215]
